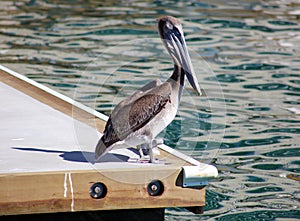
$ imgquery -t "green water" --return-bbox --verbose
[1,0,300,220]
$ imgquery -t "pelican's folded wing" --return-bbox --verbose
[95,88,171,159]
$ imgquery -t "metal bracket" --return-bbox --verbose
[182,165,218,188]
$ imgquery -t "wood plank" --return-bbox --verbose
[0,169,206,215]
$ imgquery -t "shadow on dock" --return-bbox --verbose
[12,147,129,163]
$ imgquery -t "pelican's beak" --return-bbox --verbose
[162,24,202,96]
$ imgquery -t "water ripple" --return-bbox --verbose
[243,83,300,91]
[1,0,300,220]
[222,63,287,70]
[215,210,300,221]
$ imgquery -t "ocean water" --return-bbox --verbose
[1,0,299,220]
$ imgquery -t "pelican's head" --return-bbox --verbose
[157,16,201,95]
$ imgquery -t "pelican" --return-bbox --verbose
[95,16,201,163]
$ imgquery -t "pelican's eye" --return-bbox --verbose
[166,21,173,30]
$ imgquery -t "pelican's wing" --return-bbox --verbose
[95,83,171,159]
[115,79,162,109]
[127,93,170,133]
[138,79,161,92]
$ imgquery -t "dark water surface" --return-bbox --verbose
[1,0,300,220]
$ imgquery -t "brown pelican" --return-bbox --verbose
[95,16,201,163]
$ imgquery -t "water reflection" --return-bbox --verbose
[1,0,300,220]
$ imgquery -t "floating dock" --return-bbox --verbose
[0,65,218,220]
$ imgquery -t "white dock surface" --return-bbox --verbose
[0,82,163,174]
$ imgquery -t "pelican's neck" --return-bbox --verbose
[167,64,185,103]
[169,65,184,84]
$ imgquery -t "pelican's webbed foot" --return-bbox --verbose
[136,139,163,163]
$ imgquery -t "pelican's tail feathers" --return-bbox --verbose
[95,138,109,160]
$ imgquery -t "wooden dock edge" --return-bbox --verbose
[0,169,205,216]
[0,65,215,218]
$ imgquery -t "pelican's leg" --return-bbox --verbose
[149,138,164,163]
[149,147,159,163]
[136,139,164,163]
[137,144,145,159]
[149,147,154,163]
[137,143,150,162]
